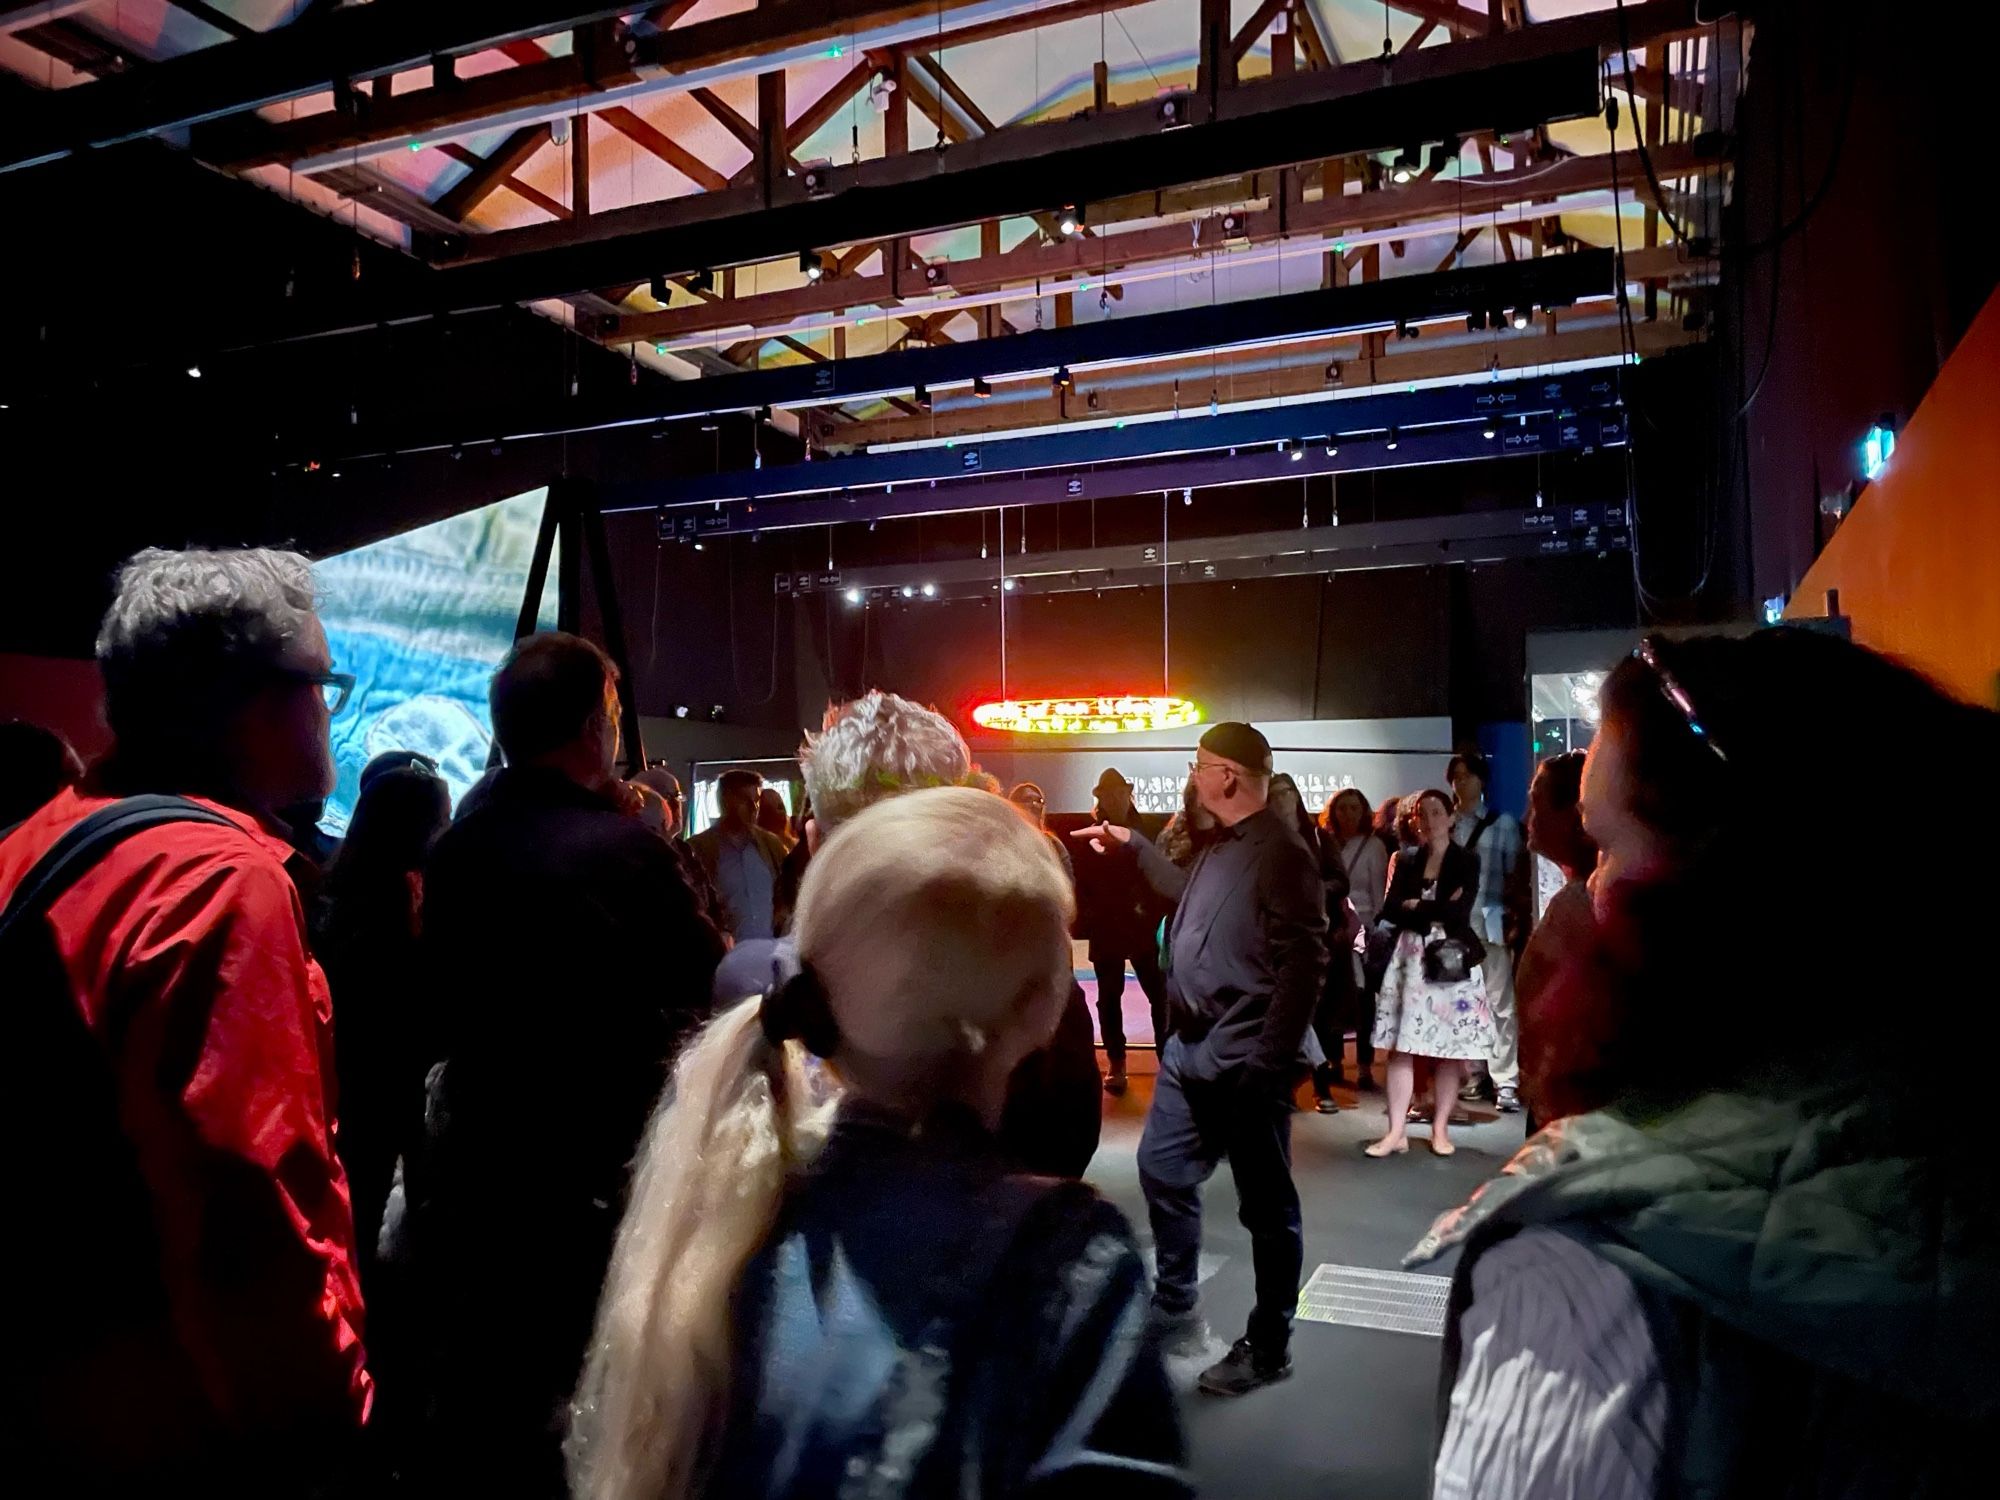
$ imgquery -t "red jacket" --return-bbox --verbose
[0,789,370,1472]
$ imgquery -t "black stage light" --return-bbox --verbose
[915,383,933,411]
[688,268,714,293]
[1057,205,1084,237]
[972,376,992,399]
[1053,365,1074,391]
[800,250,826,281]
[1385,428,1401,451]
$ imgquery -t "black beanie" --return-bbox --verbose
[1198,721,1272,774]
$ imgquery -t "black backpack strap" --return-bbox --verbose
[1463,809,1500,851]
[0,795,239,942]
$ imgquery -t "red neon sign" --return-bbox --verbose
[970,695,1204,735]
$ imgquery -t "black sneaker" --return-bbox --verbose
[1197,1338,1293,1396]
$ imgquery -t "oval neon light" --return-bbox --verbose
[971,695,1204,735]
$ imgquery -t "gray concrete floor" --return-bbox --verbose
[1084,1061,1526,1500]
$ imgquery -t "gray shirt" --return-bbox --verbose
[716,828,777,941]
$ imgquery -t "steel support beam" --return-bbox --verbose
[816,504,1631,601]
[220,20,1646,347]
[284,252,1613,466]
[4,3,660,173]
[630,368,1624,509]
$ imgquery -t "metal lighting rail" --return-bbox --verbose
[812,504,1633,605]
[275,252,1614,468]
[625,368,1625,510]
[645,409,1629,540]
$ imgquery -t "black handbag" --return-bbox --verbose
[1361,923,1398,991]
[1421,930,1482,985]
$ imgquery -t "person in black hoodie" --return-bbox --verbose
[1362,788,1492,1159]
[1083,768,1170,1096]
[409,632,724,1494]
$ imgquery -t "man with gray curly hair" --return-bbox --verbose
[800,688,975,839]
[717,689,1102,1176]
[0,546,370,1486]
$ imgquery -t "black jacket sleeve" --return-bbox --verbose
[1000,983,1103,1179]
[986,1194,1192,1498]
[1384,846,1480,940]
[1249,830,1330,1077]
[1127,830,1189,907]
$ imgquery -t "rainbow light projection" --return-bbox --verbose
[971,695,1204,735]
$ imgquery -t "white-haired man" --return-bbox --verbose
[0,547,371,1488]
[715,690,1102,1176]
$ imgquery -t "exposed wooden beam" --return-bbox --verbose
[166,0,257,42]
[642,0,704,30]
[14,16,130,78]
[599,103,730,191]
[434,122,554,222]
[196,0,1004,173]
[892,0,1151,60]
[1401,19,1438,53]
[1230,0,1292,66]
[692,86,761,155]
[788,58,879,147]
[0,3,99,39]
[437,141,573,220]
[571,111,591,218]
[315,164,482,239]
[1291,0,1340,69]
[833,297,1697,446]
[1432,225,1483,273]
[604,141,1714,345]
[1385,2,1490,40]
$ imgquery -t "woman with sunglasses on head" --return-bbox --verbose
[570,788,1189,1500]
[1410,631,2000,1499]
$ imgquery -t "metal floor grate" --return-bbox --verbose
[1296,1263,1451,1338]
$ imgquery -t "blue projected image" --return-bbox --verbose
[313,489,558,834]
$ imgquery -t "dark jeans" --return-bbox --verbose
[1312,947,1373,1082]
[1138,1040,1303,1355]
[1092,941,1169,1069]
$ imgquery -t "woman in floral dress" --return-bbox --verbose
[1366,789,1493,1157]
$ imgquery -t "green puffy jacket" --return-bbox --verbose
[1409,1084,1997,1497]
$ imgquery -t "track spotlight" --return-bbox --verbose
[709,705,725,722]
[1057,204,1084,237]
[799,250,826,281]
[673,705,690,719]
[1391,147,1421,184]
[688,268,714,294]
[1289,440,1305,463]
[1393,317,1411,339]
[1324,360,1344,384]
[914,383,932,411]
[1428,137,1461,175]
[972,376,992,399]
[1511,306,1531,330]
[1183,487,1194,506]
[1482,422,1497,440]
[1385,428,1401,451]
[900,585,915,599]
[649,272,671,302]
[920,582,937,598]
[1324,440,1339,457]
[923,261,949,287]
[844,588,863,604]
[1053,365,1074,392]
[186,364,202,379]
[1467,308,1488,332]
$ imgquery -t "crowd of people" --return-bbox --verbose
[3,541,1994,1498]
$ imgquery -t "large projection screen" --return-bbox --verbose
[312,489,557,834]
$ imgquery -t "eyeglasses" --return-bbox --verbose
[284,668,356,715]
[1634,637,1727,763]
[1187,758,1230,777]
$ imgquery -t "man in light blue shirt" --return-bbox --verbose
[690,768,786,940]
[1449,752,1528,1113]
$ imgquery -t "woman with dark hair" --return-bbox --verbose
[1411,631,2000,1496]
[313,759,453,1275]
[1513,751,1597,1130]
[1363,789,1491,1157]
[1372,794,1404,857]
[1320,788,1386,1092]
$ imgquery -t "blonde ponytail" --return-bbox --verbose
[566,997,832,1500]
[568,786,1073,1500]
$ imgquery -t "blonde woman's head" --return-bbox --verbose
[570,783,1077,1500]
[795,784,1075,1119]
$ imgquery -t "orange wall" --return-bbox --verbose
[1790,290,2000,709]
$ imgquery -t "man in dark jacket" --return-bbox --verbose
[1075,722,1328,1397]
[410,632,723,1493]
